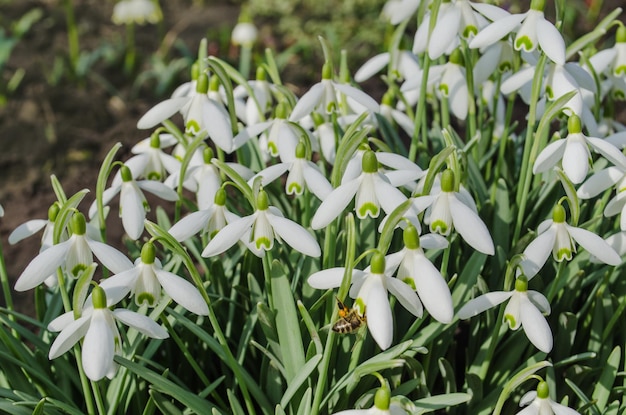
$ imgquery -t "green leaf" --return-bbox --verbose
[592,346,621,411]
[413,393,472,414]
[148,390,183,415]
[280,354,322,409]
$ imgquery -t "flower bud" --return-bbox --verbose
[70,212,87,236]
[370,251,386,275]
[536,381,549,399]
[196,73,209,94]
[141,242,156,264]
[257,189,269,211]
[441,169,455,193]
[552,204,566,223]
[362,150,379,174]
[403,223,421,250]
[373,384,391,410]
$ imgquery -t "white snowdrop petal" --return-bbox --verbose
[386,276,423,318]
[562,140,590,184]
[419,233,449,250]
[8,219,48,245]
[587,136,626,170]
[14,240,71,291]
[536,17,565,65]
[202,215,256,257]
[449,194,494,255]
[156,270,208,315]
[520,296,553,352]
[428,6,462,60]
[267,214,321,257]
[48,315,91,359]
[501,65,535,95]
[168,209,214,242]
[457,291,513,319]
[120,183,146,240]
[204,99,234,153]
[606,131,626,149]
[47,311,75,332]
[413,254,453,323]
[533,139,567,174]
[549,401,583,415]
[354,53,390,82]
[447,67,469,120]
[588,48,616,74]
[98,267,139,304]
[521,228,557,279]
[311,178,360,229]
[252,163,290,188]
[82,311,115,381]
[470,13,525,49]
[373,175,408,215]
[364,277,393,350]
[87,239,134,274]
[333,82,380,114]
[232,121,273,150]
[137,97,188,129]
[527,291,551,314]
[307,268,348,289]
[577,167,623,199]
[470,2,511,22]
[137,180,179,201]
[604,192,626,217]
[302,162,333,201]
[566,225,621,265]
[290,83,325,121]
[113,309,169,339]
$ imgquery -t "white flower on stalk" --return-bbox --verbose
[311,150,409,230]
[378,92,417,138]
[585,26,626,99]
[231,21,258,47]
[385,224,453,323]
[169,188,238,242]
[419,169,495,255]
[112,0,161,25]
[288,62,379,122]
[578,164,626,230]
[382,0,421,25]
[14,212,133,292]
[469,0,565,65]
[354,50,420,83]
[137,73,235,153]
[233,67,274,126]
[517,381,580,415]
[48,283,168,381]
[333,382,409,415]
[308,252,423,350]
[533,114,626,185]
[519,204,621,279]
[92,164,179,240]
[9,203,60,251]
[458,275,553,353]
[202,189,320,258]
[126,131,181,182]
[249,142,332,201]
[435,49,469,120]
[99,242,208,315]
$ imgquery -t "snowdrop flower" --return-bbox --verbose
[94,164,179,240]
[458,275,553,353]
[48,283,168,381]
[378,92,417,138]
[169,188,238,242]
[385,224,453,323]
[14,212,133,291]
[9,203,60,251]
[233,67,274,126]
[202,189,320,258]
[469,0,565,65]
[249,142,332,200]
[520,204,621,279]
[473,41,515,86]
[436,49,469,120]
[112,0,161,25]
[517,381,580,415]
[137,73,234,153]
[99,242,208,315]
[126,130,181,182]
[231,22,258,47]
[578,164,626,230]
[311,150,408,230]
[382,0,421,25]
[420,169,494,255]
[603,231,626,258]
[309,252,423,350]
[586,26,626,99]
[289,62,379,122]
[534,115,626,184]
[333,382,409,415]
[354,50,420,83]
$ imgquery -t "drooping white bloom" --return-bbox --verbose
[233,67,274,126]
[48,283,168,381]
[469,0,565,65]
[9,203,60,251]
[14,212,133,291]
[458,275,553,353]
[585,25,626,100]
[354,50,420,83]
[533,115,626,184]
[333,382,409,415]
[168,188,238,242]
[231,22,258,47]
[517,381,580,415]
[385,224,453,323]
[126,131,181,182]
[311,150,409,230]
[112,0,161,25]
[99,242,208,315]
[382,0,421,25]
[578,165,626,230]
[419,169,495,255]
[202,189,320,258]
[92,164,179,240]
[308,252,423,350]
[289,62,379,122]
[520,204,621,279]
[249,142,332,200]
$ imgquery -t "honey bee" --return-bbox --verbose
[332,297,366,334]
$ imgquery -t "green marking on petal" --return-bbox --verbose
[439,84,449,96]
[556,247,573,262]
[430,220,449,235]
[267,141,278,156]
[186,119,201,134]
[255,236,272,250]
[499,62,512,72]
[137,292,156,307]
[504,314,516,329]
[545,85,554,100]
[71,263,88,278]
[615,65,626,76]
[515,35,534,52]
[463,25,478,38]
[287,182,303,195]
[147,171,162,181]
[402,277,416,290]
[355,297,366,315]
[357,202,379,218]
[614,90,625,100]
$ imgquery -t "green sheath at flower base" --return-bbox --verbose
[403,223,421,250]
[515,275,529,292]
[256,189,269,211]
[203,147,214,164]
[91,285,107,309]
[530,0,545,11]
[150,130,161,149]
[209,75,220,93]
[536,381,549,399]
[552,204,566,223]
[120,165,133,182]
[70,212,87,236]
[567,114,582,134]
[141,242,156,264]
[48,203,60,222]
[191,61,199,81]
[295,142,306,159]
[370,251,386,275]
[256,66,266,81]
[441,169,455,193]
[214,188,227,206]
[374,384,391,410]
[196,73,209,94]
[362,150,379,174]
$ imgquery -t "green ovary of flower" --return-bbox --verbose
[256,190,269,211]
[362,150,379,173]
[215,188,227,206]
[48,203,61,222]
[515,36,534,52]
[374,385,391,410]
[358,202,379,218]
[196,73,209,94]
[92,285,107,309]
[70,212,87,235]
[552,204,566,223]
[537,381,549,399]
[370,252,386,274]
[141,242,156,264]
[530,0,545,11]
[403,224,420,250]
[515,275,528,292]
[568,114,582,134]
[121,165,133,182]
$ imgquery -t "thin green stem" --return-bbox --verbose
[124,23,136,75]
[62,0,80,73]
[0,238,15,326]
